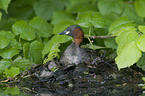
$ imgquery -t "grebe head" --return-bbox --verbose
[59,25,84,46]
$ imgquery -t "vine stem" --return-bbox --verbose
[19,36,21,43]
[85,35,116,39]
[87,25,94,47]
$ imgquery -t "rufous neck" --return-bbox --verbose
[72,28,84,46]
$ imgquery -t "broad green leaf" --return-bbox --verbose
[0,60,11,73]
[42,34,72,58]
[69,0,94,5]
[33,0,65,21]
[121,4,143,24]
[135,0,145,17]
[0,31,15,39]
[4,87,20,95]
[66,3,97,13]
[109,17,135,35]
[10,39,22,49]
[0,18,18,31]
[51,11,75,25]
[136,34,145,52]
[116,27,138,54]
[116,27,137,44]
[12,21,36,41]
[77,11,105,28]
[13,56,32,71]
[0,0,11,13]
[53,19,76,34]
[29,17,53,37]
[115,42,141,69]
[8,0,35,19]
[0,39,21,59]
[0,35,9,49]
[103,12,120,25]
[98,0,123,15]
[0,31,15,49]
[104,38,118,49]
[0,46,20,59]
[23,41,44,64]
[4,67,20,77]
[137,52,145,70]
[138,25,145,34]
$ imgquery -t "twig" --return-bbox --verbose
[85,35,116,39]
[88,26,94,47]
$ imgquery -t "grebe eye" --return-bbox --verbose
[65,30,70,35]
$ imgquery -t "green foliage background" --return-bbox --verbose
[0,0,145,79]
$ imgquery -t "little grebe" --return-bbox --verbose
[59,25,98,66]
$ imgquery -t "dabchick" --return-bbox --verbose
[59,25,98,66]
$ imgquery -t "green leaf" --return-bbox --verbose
[0,0,11,13]
[77,11,105,28]
[53,19,76,34]
[135,0,145,17]
[66,3,97,13]
[0,59,11,73]
[0,31,15,39]
[103,12,120,25]
[136,34,145,52]
[69,0,94,5]
[109,17,135,35]
[115,42,141,69]
[23,41,44,64]
[0,39,21,59]
[12,21,36,41]
[0,18,18,31]
[42,34,72,58]
[51,11,75,25]
[116,27,138,54]
[142,77,145,82]
[4,87,20,95]
[33,0,65,21]
[8,0,35,19]
[4,67,20,77]
[121,4,143,24]
[0,46,19,59]
[98,0,123,15]
[138,25,145,34]
[29,17,53,37]
[13,56,32,71]
[137,52,145,70]
[43,43,60,63]
[0,31,15,49]
[104,38,118,49]
[0,35,9,49]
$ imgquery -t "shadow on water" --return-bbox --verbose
[0,80,144,96]
[1,61,145,96]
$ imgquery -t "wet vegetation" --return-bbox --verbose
[0,0,145,95]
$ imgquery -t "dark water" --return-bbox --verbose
[1,62,145,96]
[0,81,145,96]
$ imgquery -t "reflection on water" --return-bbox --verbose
[0,82,144,96]
[1,62,145,96]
